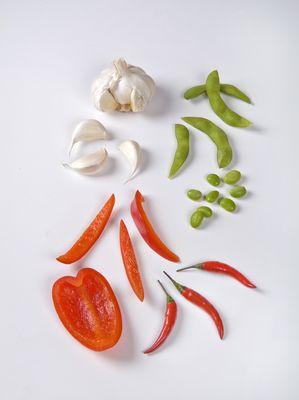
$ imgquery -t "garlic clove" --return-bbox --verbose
[68,119,107,156]
[131,88,145,112]
[96,89,119,112]
[118,140,142,183]
[63,148,108,175]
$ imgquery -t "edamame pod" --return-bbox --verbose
[190,210,204,228]
[219,197,236,212]
[184,83,251,104]
[197,206,213,218]
[207,173,221,187]
[230,186,247,198]
[169,124,190,179]
[182,117,233,168]
[206,70,252,128]
[187,189,202,201]
[223,170,241,185]
[205,190,219,203]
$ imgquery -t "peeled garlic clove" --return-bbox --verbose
[68,119,107,156]
[63,148,108,175]
[118,140,142,183]
[97,89,119,112]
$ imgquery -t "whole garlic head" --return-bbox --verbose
[91,58,155,112]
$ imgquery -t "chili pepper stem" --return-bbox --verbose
[157,280,174,303]
[176,263,203,272]
[163,271,184,293]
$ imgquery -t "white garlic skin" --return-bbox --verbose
[63,148,108,175]
[92,59,155,112]
[118,140,142,183]
[68,119,107,156]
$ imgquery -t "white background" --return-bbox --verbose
[1,0,298,399]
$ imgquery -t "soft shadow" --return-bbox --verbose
[144,85,173,117]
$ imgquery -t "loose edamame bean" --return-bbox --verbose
[190,210,204,228]
[197,206,213,218]
[187,189,202,201]
[223,170,241,185]
[230,186,247,198]
[207,173,221,187]
[205,190,219,203]
[169,124,190,179]
[182,117,233,168]
[184,83,251,104]
[219,197,236,212]
[206,70,252,128]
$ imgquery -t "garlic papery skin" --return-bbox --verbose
[91,59,155,112]
[68,119,107,156]
[118,140,142,182]
[63,148,108,175]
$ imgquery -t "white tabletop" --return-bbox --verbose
[1,0,298,399]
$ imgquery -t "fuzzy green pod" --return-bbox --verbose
[197,206,213,218]
[205,190,219,203]
[169,124,190,179]
[187,189,202,201]
[190,210,204,228]
[223,170,241,185]
[230,186,247,198]
[207,173,221,187]
[184,83,251,103]
[219,197,236,212]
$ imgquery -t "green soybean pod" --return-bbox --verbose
[230,186,247,198]
[190,210,204,228]
[207,173,221,187]
[168,124,190,179]
[205,190,219,203]
[197,206,213,218]
[219,197,236,212]
[220,84,251,104]
[206,70,252,128]
[184,85,206,100]
[187,189,202,201]
[223,170,241,185]
[182,117,233,168]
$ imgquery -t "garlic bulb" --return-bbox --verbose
[92,58,155,112]
[63,148,108,175]
[68,119,107,156]
[118,140,142,182]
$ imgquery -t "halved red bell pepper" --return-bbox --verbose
[130,191,180,263]
[52,268,122,351]
[119,219,144,301]
[57,194,115,264]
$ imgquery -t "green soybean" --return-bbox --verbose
[207,173,221,187]
[184,83,251,104]
[223,170,241,185]
[206,70,252,128]
[182,117,233,168]
[169,124,190,179]
[190,210,204,228]
[187,189,202,201]
[197,206,213,218]
[205,190,219,203]
[230,186,247,198]
[219,197,236,212]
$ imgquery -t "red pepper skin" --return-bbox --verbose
[119,219,144,302]
[143,282,177,354]
[177,261,256,289]
[163,271,224,340]
[57,194,115,264]
[130,191,180,263]
[52,268,122,351]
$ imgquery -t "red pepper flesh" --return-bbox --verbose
[177,261,256,288]
[52,268,122,351]
[143,281,177,354]
[163,271,224,339]
[119,219,144,301]
[130,191,180,263]
[57,194,115,264]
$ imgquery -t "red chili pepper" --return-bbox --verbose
[52,268,122,351]
[177,261,256,288]
[130,191,180,263]
[119,219,144,302]
[57,194,115,264]
[163,271,224,339]
[143,281,177,354]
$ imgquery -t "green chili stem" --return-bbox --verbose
[157,280,174,303]
[163,271,184,293]
[176,263,203,272]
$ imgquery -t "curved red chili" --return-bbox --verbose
[143,281,177,354]
[177,261,256,288]
[163,271,224,339]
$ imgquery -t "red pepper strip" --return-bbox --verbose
[130,191,180,263]
[119,219,144,302]
[163,271,224,339]
[177,261,256,289]
[57,194,115,264]
[52,268,122,351]
[143,281,177,354]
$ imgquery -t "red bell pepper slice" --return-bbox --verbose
[52,268,122,351]
[119,219,144,301]
[130,191,180,263]
[57,194,115,264]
